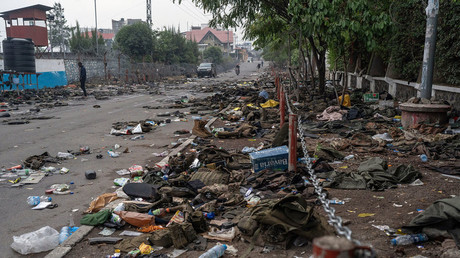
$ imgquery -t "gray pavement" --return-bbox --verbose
[0,60,262,257]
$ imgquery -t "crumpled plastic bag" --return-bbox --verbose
[260,99,279,108]
[114,211,156,227]
[132,124,143,134]
[85,192,119,213]
[11,226,59,255]
[372,133,393,142]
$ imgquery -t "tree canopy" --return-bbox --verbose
[156,28,199,64]
[186,0,391,94]
[114,24,199,64]
[69,22,105,55]
[48,2,71,52]
[203,46,223,64]
[115,22,154,60]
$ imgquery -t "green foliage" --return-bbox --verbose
[69,22,106,55]
[203,46,223,64]
[115,22,154,60]
[435,0,460,85]
[156,28,199,64]
[184,0,290,31]
[69,22,92,54]
[48,2,71,52]
[383,0,425,81]
[261,42,289,66]
[245,14,290,49]
[290,0,391,70]
[327,47,344,71]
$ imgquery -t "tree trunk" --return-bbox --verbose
[317,50,326,96]
[306,51,315,91]
[340,55,349,106]
[308,36,327,95]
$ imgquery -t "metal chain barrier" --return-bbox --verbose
[297,117,357,243]
[280,81,359,245]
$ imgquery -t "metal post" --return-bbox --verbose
[288,113,298,172]
[94,0,98,55]
[420,0,439,99]
[104,52,107,81]
[280,86,285,127]
[275,76,280,100]
[146,0,152,26]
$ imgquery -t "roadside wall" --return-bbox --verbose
[344,72,460,110]
[64,59,105,84]
[0,59,68,89]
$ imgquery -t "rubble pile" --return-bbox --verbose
[3,72,460,257]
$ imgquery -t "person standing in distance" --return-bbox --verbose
[78,62,87,97]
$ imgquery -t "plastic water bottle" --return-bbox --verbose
[130,135,144,140]
[108,150,119,158]
[14,169,31,176]
[27,196,52,206]
[420,154,428,162]
[148,208,166,217]
[391,233,428,246]
[344,154,355,160]
[59,226,70,244]
[198,244,227,258]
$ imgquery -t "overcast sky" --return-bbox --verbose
[0,0,245,44]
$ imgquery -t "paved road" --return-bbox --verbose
[0,61,262,257]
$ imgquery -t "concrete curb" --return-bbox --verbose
[44,104,234,258]
[44,225,94,258]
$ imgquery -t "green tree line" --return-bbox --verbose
[69,22,202,65]
[181,0,460,95]
[114,23,200,64]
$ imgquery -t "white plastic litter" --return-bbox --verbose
[409,179,424,186]
[168,249,187,258]
[223,244,238,256]
[132,124,143,134]
[99,227,116,236]
[11,226,59,255]
[119,230,142,236]
[31,202,52,210]
[113,202,125,212]
[116,169,130,176]
[57,152,75,159]
[372,133,393,142]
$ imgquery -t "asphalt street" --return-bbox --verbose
[0,61,262,257]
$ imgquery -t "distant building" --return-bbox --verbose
[98,28,115,48]
[184,26,233,53]
[0,4,53,47]
[235,47,248,62]
[238,42,253,51]
[112,18,143,34]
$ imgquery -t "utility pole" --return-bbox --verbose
[94,0,98,55]
[420,0,439,99]
[146,0,152,26]
[227,30,230,56]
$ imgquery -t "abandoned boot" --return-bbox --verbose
[192,120,212,138]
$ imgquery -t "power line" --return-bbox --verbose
[173,3,208,24]
[181,1,205,21]
[182,0,211,18]
[175,3,206,23]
